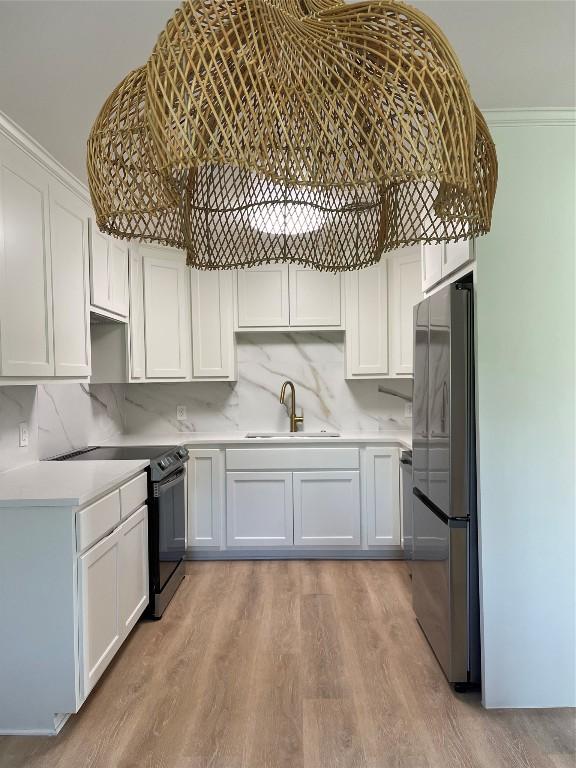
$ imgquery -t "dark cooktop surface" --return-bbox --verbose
[60,446,177,461]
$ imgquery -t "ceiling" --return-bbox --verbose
[0,0,573,184]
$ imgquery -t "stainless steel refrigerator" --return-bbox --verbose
[411,278,480,690]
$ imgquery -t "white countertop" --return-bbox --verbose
[102,431,412,449]
[0,459,149,508]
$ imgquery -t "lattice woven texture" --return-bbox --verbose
[87,0,497,271]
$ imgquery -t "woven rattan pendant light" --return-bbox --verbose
[87,0,497,271]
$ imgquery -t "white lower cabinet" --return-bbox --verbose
[293,471,360,546]
[79,500,148,698]
[365,447,401,546]
[226,471,293,547]
[118,505,149,635]
[187,449,224,547]
[79,527,122,697]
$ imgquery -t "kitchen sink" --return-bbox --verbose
[245,431,340,439]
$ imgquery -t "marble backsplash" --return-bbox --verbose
[0,334,411,469]
[0,386,39,471]
[123,332,413,435]
[37,383,124,458]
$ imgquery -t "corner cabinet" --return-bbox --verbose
[236,264,343,330]
[345,247,423,378]
[0,133,91,381]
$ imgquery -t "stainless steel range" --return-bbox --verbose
[51,444,189,618]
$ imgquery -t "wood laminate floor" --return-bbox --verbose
[0,561,574,768]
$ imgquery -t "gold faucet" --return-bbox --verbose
[279,380,304,433]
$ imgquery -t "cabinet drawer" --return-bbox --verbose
[77,490,121,552]
[226,447,359,471]
[120,472,148,520]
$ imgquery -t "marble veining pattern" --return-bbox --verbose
[123,333,412,435]
[38,383,125,459]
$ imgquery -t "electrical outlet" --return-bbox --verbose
[19,421,29,447]
[176,405,187,421]
[404,402,413,417]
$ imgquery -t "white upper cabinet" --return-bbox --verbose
[421,240,474,292]
[0,132,91,381]
[345,259,388,378]
[421,242,443,292]
[109,239,129,317]
[236,264,290,327]
[190,269,236,380]
[142,246,190,379]
[0,134,54,377]
[236,263,342,329]
[128,249,145,380]
[49,180,91,377]
[389,247,424,376]
[443,239,474,276]
[88,221,129,320]
[289,266,341,326]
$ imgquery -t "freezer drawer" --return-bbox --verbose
[411,492,469,683]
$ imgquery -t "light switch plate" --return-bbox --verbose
[176,405,187,421]
[19,421,29,447]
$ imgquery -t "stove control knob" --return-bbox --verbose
[178,448,187,458]
[159,458,168,469]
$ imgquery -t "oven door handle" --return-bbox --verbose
[155,467,185,494]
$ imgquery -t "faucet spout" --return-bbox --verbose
[279,380,304,433]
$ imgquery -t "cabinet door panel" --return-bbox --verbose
[389,248,424,376]
[0,137,54,376]
[226,471,293,547]
[288,266,341,326]
[365,448,401,546]
[236,265,289,327]
[345,260,388,377]
[129,250,145,379]
[443,240,473,277]
[421,243,443,292]
[89,220,110,311]
[49,182,91,377]
[79,529,121,697]
[293,471,360,546]
[110,239,129,317]
[118,505,148,636]
[187,449,224,547]
[190,269,236,379]
[143,249,190,378]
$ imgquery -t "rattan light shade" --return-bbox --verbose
[87,0,497,271]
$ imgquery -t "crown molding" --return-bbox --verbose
[482,108,576,127]
[0,110,90,202]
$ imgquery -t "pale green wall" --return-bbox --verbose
[476,113,576,707]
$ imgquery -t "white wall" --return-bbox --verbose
[476,111,575,707]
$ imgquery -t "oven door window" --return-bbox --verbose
[156,469,186,591]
